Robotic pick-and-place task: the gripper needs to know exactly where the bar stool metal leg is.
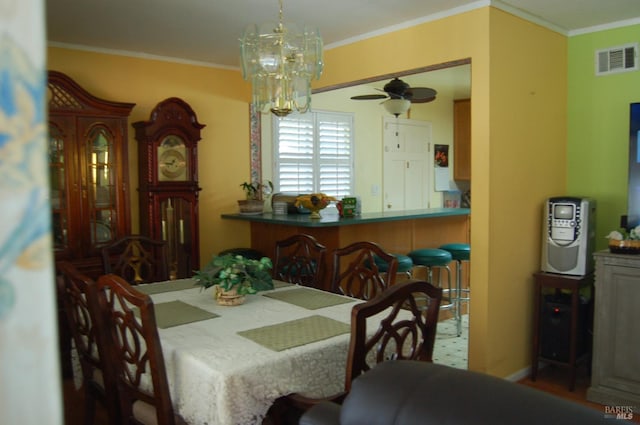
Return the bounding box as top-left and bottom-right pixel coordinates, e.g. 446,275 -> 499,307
439,243 -> 471,337
427,264 -> 453,311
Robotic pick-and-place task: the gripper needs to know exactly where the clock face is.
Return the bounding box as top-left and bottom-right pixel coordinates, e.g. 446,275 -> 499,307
158,135 -> 188,181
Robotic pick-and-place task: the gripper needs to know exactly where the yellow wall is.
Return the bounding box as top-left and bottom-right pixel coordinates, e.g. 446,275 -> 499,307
47,5 -> 568,377
485,11 -> 567,376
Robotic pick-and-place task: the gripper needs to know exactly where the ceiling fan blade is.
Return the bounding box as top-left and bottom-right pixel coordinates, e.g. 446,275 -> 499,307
410,96 -> 437,104
387,92 -> 405,100
406,87 -> 438,102
350,94 -> 389,100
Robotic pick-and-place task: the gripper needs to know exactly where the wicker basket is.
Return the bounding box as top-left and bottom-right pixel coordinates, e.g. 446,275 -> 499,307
608,239 -> 640,254
213,286 -> 246,306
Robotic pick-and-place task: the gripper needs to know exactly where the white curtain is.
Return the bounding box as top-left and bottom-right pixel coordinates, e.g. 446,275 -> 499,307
0,0 -> 62,424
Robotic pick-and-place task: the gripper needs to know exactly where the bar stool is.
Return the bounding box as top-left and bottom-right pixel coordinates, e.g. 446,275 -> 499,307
439,243 -> 470,336
407,248 -> 454,311
373,253 -> 414,283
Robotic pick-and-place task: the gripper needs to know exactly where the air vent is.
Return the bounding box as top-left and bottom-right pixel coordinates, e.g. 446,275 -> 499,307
596,43 -> 638,76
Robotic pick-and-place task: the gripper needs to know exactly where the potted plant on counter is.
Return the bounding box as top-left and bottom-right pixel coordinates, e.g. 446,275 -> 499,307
238,180 -> 273,214
193,254 -> 274,305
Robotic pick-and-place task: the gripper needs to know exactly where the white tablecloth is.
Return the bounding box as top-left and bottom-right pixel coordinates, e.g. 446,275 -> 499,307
148,281 -> 359,425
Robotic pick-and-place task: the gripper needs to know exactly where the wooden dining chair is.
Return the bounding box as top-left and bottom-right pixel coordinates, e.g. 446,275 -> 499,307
56,261 -> 120,425
272,279 -> 443,423
331,241 -> 399,300
344,279 -> 443,390
94,273 -> 186,425
101,235 -> 169,285
274,234 -> 327,288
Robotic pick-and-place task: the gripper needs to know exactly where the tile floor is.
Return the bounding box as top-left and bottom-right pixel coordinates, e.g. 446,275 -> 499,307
433,314 -> 469,369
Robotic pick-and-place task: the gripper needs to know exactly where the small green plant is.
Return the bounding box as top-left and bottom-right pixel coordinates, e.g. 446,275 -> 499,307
240,180 -> 273,201
193,254 -> 274,295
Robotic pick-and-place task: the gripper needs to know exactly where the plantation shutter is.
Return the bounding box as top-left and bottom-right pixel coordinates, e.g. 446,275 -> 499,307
274,111 -> 353,198
275,114 -> 315,193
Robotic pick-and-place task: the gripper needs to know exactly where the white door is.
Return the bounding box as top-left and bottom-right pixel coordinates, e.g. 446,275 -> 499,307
383,118 -> 432,211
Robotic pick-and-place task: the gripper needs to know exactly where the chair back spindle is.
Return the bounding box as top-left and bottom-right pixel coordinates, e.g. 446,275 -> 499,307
331,241 -> 399,300
345,279 -> 443,391
274,234 -> 327,288
101,235 -> 169,285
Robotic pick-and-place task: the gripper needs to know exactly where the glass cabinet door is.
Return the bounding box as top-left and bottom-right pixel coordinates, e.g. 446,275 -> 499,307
86,125 -> 116,247
49,124 -> 69,252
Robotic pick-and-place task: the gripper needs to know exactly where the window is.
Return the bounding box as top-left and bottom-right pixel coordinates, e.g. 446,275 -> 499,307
273,110 -> 354,198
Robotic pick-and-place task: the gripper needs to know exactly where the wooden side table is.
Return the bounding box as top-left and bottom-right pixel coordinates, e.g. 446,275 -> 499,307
531,271 -> 593,391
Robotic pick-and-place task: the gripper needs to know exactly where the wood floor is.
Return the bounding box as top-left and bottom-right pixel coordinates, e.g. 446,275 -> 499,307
517,364 -> 639,423
62,363 -> 639,424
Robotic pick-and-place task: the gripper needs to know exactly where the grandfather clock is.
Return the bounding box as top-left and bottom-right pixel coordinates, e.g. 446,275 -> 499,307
134,98 -> 205,279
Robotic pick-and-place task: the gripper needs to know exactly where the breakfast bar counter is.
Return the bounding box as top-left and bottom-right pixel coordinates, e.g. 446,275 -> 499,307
222,208 -> 470,290
222,208 -> 469,227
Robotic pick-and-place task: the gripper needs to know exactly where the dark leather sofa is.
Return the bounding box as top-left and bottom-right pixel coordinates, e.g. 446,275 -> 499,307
300,360 -> 627,425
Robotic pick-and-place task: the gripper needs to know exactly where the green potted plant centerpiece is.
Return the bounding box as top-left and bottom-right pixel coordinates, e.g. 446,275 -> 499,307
193,254 -> 274,305
238,180 -> 273,215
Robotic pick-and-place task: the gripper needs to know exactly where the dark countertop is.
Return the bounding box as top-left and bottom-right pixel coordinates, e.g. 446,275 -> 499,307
221,208 -> 470,228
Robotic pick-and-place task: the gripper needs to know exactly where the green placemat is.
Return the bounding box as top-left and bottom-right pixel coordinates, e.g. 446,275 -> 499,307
150,300 -> 218,329
264,287 -> 356,310
136,279 -> 196,295
273,280 -> 293,289
238,315 -> 350,351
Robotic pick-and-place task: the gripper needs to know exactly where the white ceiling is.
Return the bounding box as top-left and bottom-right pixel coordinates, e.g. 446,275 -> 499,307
46,0 -> 640,69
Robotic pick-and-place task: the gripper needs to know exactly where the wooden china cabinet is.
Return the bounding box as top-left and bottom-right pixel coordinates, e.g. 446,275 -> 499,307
48,71 -> 135,278
133,98 -> 205,279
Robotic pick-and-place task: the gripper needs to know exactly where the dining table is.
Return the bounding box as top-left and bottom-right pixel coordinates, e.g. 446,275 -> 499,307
136,278 -> 361,425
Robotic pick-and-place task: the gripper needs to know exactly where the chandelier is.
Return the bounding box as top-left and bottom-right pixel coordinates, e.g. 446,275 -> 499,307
239,0 -> 324,117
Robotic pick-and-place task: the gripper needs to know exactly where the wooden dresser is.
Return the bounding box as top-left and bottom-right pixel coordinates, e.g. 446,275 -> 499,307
587,251 -> 640,406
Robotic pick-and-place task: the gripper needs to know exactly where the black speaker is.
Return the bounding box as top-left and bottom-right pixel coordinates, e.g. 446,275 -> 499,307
540,293 -> 588,362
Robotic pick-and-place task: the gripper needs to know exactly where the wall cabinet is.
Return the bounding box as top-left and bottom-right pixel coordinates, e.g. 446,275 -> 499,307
48,71 -> 135,278
382,118 -> 432,211
453,99 -> 471,181
587,251 -> 640,406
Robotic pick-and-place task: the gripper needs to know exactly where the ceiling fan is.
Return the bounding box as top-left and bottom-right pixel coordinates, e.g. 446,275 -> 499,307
351,77 -> 437,103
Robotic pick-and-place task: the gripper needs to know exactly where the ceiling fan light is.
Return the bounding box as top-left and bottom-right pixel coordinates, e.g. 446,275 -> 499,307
383,98 -> 411,117
239,0 -> 323,117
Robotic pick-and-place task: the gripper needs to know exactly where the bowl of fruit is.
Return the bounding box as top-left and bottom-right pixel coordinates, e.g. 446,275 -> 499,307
294,194 -> 336,219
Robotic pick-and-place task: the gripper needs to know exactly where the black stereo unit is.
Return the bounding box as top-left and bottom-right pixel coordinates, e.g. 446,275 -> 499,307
540,293 -> 589,362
